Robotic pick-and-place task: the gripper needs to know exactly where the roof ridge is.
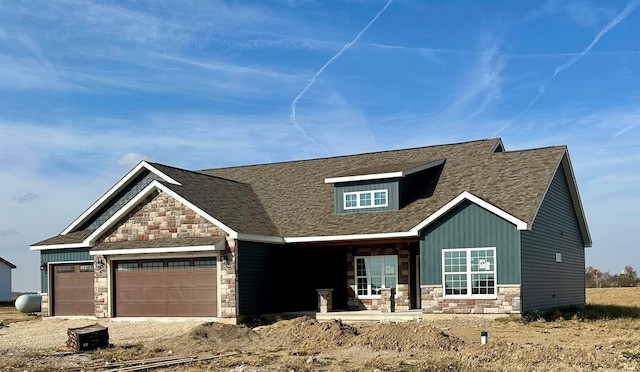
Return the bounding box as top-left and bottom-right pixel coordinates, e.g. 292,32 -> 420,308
149,162 -> 248,185
200,138 -> 500,172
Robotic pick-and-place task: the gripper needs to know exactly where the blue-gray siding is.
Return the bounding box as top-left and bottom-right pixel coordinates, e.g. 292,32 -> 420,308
80,170 -> 162,230
420,200 -> 521,285
236,241 -> 347,315
334,180 -> 399,213
236,241 -> 275,315
520,163 -> 585,312
40,248 -> 92,292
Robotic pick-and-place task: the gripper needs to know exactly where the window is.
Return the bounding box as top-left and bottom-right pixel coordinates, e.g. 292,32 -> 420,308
117,262 -> 138,272
57,265 -> 76,273
168,261 -> 190,270
79,264 -> 94,272
344,189 -> 388,210
443,248 -> 496,298
142,262 -> 163,271
355,255 -> 397,297
194,259 -> 216,269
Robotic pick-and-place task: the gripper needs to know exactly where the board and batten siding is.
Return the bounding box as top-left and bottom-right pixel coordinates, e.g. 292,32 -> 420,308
334,180 -> 399,214
79,170 -> 162,230
420,200 -> 521,285
236,240 -> 275,315
40,248 -> 92,292
520,163 -> 586,312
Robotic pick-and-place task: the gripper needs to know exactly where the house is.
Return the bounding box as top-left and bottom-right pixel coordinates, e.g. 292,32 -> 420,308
0,257 -> 16,301
30,138 -> 591,321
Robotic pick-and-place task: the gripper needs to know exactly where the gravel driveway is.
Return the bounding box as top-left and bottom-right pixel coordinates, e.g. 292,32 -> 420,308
0,318 -> 203,352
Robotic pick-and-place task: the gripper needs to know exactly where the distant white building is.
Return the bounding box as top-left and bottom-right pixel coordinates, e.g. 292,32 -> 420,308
0,257 -> 16,301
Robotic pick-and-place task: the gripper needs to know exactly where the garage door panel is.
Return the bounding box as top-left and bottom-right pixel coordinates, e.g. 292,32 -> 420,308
53,264 -> 94,316
115,259 -> 217,317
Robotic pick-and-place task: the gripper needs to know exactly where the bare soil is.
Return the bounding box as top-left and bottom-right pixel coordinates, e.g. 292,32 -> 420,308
1,289 -> 639,371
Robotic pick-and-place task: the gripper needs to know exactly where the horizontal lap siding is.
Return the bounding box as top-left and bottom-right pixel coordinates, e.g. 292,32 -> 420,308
421,201 -> 521,285
521,164 -> 585,312
41,248 -> 92,292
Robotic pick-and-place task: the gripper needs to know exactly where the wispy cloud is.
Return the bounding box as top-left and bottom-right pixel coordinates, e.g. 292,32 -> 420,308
12,193 -> 39,204
289,0 -> 394,152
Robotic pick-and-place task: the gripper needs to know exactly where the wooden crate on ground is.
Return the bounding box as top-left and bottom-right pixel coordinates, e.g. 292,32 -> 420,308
67,324 -> 109,351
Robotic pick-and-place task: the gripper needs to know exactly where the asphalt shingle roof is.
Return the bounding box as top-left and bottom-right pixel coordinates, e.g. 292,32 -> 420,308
199,138 -> 566,237
33,138 -> 570,244
91,236 -> 225,251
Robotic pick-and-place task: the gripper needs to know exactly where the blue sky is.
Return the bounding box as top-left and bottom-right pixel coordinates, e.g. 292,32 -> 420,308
0,0 -> 638,291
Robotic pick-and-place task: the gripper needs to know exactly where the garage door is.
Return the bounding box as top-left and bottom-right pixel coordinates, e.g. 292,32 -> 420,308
115,258 -> 217,317
52,263 -> 95,316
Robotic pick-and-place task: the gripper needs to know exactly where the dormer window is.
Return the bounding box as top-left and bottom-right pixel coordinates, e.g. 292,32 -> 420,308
344,189 -> 388,209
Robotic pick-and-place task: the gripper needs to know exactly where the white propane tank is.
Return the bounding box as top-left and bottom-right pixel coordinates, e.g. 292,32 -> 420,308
15,294 -> 42,313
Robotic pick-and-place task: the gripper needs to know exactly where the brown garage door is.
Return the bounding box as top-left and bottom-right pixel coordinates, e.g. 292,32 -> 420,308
115,258 -> 217,317
52,263 -> 95,316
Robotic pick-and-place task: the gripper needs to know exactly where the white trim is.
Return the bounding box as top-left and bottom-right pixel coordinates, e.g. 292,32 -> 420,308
442,247 -> 497,300
236,233 -> 285,244
491,139 -> 505,153
91,244 -> 223,256
30,243 -> 89,251
108,252 -> 218,261
35,191 -> 528,248
324,159 -> 445,183
46,260 -> 93,266
285,231 -> 416,243
85,181 -> 238,245
61,161 -> 181,235
354,255 -> 398,298
411,191 -> 528,233
344,189 -> 389,210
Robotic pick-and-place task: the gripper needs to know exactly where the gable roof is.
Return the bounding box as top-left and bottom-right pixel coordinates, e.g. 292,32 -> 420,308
0,257 -> 16,269
30,138 -> 591,248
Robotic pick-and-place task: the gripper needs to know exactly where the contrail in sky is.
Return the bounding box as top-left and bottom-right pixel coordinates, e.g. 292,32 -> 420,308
495,0 -> 638,136
553,0 -> 639,78
290,0 -> 394,151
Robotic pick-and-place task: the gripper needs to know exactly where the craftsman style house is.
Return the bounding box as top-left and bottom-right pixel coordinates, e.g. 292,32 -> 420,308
31,139 -> 591,321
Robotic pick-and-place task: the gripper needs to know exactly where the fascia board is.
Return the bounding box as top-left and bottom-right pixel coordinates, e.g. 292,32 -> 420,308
324,159 -> 446,184
29,243 -> 89,251
236,233 -> 286,244
410,191 -> 528,233
561,153 -> 592,247
324,172 -> 404,184
60,161 -> 181,235
84,181 -> 239,245
529,151 -> 592,247
90,244 -> 222,256
284,231 -> 417,243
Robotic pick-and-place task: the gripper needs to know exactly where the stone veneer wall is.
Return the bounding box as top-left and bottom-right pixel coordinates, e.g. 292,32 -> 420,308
102,191 -> 227,242
94,255 -> 108,318
218,237 -> 237,321
41,293 -> 49,317
95,191 -> 231,319
421,284 -> 521,314
346,243 -> 411,311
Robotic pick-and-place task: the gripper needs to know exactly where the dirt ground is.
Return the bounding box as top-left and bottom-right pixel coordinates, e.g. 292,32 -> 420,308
1,288 -> 639,371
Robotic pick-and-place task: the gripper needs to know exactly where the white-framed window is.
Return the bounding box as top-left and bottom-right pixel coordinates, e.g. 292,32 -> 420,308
344,189 -> 388,209
355,255 -> 397,297
442,247 -> 496,299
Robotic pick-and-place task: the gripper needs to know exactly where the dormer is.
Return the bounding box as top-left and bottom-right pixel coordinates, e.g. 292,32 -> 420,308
325,159 -> 445,214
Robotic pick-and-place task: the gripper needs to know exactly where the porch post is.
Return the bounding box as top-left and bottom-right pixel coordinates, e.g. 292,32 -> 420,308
316,288 -> 333,313
380,288 -> 395,313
